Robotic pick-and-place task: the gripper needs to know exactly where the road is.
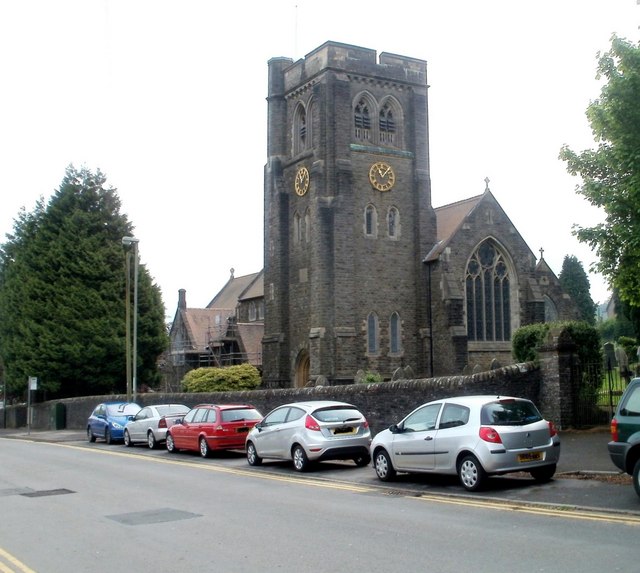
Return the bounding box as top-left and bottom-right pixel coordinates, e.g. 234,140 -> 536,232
0,437 -> 638,573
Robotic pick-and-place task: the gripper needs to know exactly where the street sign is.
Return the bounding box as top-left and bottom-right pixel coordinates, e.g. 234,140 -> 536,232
28,376 -> 38,391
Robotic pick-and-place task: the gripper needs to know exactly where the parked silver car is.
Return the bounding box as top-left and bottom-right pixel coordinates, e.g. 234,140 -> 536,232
123,404 -> 189,449
245,400 -> 372,471
370,395 -> 560,491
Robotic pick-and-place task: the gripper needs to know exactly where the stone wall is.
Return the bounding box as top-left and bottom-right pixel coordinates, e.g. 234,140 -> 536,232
10,362 -> 544,435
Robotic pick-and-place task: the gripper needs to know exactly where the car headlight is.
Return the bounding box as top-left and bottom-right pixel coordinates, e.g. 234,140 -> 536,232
111,422 -> 123,430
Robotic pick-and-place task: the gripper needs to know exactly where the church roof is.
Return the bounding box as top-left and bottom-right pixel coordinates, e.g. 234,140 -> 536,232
424,193 -> 484,262
175,307 -> 233,351
207,270 -> 263,309
236,322 -> 264,366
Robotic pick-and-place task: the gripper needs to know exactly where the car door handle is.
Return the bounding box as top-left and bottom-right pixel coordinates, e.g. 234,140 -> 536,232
424,436 -> 433,441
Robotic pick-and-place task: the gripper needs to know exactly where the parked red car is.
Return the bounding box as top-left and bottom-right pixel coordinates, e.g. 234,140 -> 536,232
166,404 -> 263,457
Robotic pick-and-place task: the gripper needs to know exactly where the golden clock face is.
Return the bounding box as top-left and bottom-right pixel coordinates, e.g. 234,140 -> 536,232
294,166 -> 310,196
369,161 -> 395,191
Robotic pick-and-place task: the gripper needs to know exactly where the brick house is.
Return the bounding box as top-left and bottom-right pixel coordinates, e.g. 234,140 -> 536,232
168,270 -> 263,371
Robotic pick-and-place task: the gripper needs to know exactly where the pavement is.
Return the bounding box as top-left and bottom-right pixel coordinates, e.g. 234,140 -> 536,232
2,425 -> 639,516
0,426 -> 619,472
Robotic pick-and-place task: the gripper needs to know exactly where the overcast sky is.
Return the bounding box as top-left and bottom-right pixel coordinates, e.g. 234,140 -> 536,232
1,0 -> 638,319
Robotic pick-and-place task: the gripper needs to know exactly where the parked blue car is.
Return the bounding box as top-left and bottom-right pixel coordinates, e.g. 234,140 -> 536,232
87,401 -> 141,444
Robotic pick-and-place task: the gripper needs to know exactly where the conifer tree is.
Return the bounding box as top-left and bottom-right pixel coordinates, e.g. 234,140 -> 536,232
0,165 -> 167,399
558,255 -> 597,325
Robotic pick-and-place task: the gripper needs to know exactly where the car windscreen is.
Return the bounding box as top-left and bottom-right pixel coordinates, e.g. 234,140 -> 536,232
221,408 -> 263,422
313,407 -> 363,423
480,399 -> 542,426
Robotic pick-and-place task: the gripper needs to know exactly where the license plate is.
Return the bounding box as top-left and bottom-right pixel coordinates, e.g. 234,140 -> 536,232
333,426 -> 356,435
518,451 -> 542,463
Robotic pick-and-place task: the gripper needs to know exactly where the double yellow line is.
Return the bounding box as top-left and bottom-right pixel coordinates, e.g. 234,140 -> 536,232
0,548 -> 36,573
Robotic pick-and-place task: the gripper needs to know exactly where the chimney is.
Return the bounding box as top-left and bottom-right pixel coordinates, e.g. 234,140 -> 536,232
178,289 -> 187,310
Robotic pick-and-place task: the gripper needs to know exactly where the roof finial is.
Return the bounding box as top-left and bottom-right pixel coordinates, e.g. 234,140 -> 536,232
539,247 -> 544,260
230,267 -> 235,278
484,176 -> 490,191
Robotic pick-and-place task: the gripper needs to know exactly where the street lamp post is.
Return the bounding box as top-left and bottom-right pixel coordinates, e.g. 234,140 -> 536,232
122,236 -> 139,402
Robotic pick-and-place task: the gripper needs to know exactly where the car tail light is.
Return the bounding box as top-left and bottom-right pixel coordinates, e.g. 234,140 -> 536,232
158,418 -> 167,429
547,421 -> 557,437
305,415 -> 321,431
479,426 -> 502,444
611,417 -> 618,442
363,419 -> 369,429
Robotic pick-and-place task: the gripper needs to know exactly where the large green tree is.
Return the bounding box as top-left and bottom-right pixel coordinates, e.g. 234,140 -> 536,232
558,255 -> 597,325
560,35 -> 640,309
0,165 -> 167,399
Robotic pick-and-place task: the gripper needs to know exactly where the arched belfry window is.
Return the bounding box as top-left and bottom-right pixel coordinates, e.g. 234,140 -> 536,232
378,96 -> 403,148
293,103 -> 307,155
367,312 -> 379,354
354,97 -> 372,141
466,240 -> 511,341
379,103 -> 395,144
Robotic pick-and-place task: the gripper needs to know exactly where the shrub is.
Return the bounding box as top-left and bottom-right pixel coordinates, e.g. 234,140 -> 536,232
181,364 -> 262,393
618,336 -> 638,364
512,323 -> 550,362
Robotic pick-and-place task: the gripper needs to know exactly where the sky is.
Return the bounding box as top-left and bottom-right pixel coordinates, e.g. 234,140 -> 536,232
1,0 -> 639,320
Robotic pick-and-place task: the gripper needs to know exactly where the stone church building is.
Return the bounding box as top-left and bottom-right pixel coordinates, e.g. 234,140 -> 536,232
170,41 -> 579,389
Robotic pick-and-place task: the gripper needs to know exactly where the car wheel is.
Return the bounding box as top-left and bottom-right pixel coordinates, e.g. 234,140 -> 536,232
147,431 -> 157,450
87,427 -> 96,443
374,449 -> 396,482
458,454 -> 486,492
166,433 -> 177,453
633,458 -> 640,498
292,444 -> 310,472
530,464 -> 556,483
199,437 -> 212,458
246,441 -> 262,466
123,429 -> 133,447
353,454 -> 371,467
105,427 -> 113,445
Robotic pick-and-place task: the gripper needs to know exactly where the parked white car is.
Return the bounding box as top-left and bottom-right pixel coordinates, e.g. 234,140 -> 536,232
246,400 -> 371,471
370,395 -> 560,491
123,404 -> 189,449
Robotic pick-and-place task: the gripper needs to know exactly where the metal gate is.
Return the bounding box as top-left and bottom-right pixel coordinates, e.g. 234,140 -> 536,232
573,362 -> 633,428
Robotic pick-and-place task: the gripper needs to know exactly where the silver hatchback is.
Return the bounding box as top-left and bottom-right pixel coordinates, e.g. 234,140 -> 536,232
370,395 -> 560,491
245,400 -> 372,471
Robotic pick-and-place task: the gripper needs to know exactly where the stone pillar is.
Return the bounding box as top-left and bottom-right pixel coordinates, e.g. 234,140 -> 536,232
538,327 -> 577,429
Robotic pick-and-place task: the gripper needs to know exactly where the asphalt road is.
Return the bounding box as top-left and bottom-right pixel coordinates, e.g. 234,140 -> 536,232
0,436 -> 638,573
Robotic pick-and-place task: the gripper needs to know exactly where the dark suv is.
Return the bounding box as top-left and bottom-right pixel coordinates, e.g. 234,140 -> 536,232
608,377 -> 640,497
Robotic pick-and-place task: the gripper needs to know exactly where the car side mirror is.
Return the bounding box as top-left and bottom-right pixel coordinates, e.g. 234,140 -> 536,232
389,424 -> 401,434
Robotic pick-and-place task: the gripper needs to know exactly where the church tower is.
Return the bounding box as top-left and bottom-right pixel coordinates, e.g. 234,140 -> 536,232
262,42 -> 437,388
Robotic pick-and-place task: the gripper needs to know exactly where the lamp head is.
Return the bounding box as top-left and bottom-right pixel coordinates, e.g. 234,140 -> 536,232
122,236 -> 139,246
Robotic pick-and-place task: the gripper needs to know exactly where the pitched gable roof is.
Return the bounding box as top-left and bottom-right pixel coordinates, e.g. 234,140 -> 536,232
207,270 -> 263,309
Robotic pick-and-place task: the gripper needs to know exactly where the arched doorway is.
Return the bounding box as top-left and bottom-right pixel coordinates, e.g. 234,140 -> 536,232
294,350 -> 310,388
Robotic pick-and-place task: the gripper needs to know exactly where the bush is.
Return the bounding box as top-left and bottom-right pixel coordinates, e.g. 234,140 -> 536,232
512,323 -> 550,362
512,320 -> 602,368
618,336 -> 638,364
181,364 -> 262,393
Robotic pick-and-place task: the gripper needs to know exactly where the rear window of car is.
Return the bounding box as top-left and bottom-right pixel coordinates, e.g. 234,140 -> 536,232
619,385 -> 640,416
313,407 -> 363,423
221,408 -> 263,422
480,399 -> 542,426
